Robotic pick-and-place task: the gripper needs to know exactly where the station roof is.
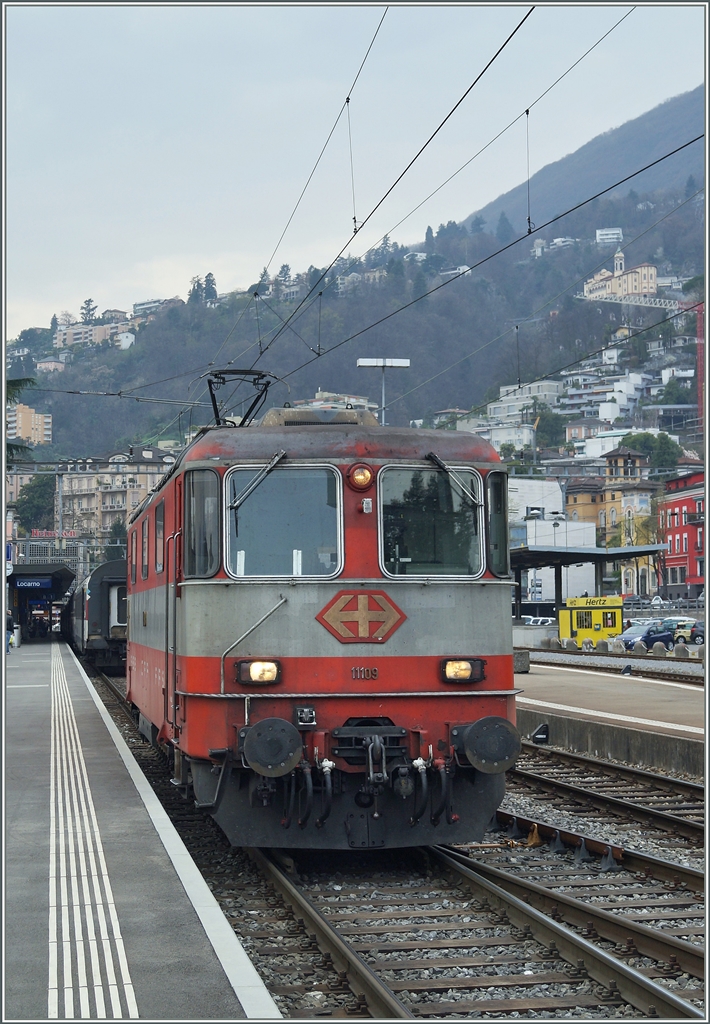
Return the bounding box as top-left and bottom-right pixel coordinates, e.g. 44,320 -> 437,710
8,563 -> 75,596
510,543 -> 668,571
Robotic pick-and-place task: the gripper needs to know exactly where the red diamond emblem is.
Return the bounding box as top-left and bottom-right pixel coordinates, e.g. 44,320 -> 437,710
316,590 -> 406,643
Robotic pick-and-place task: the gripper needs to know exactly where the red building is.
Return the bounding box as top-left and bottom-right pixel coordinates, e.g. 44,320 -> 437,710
658,470 -> 704,600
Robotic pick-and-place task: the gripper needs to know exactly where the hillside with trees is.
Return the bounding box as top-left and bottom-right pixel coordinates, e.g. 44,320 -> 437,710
463,85 -> 704,239
9,90 -> 705,457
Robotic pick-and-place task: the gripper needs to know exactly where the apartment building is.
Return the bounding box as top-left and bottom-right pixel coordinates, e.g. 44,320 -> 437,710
53,321 -> 131,348
486,380 -> 562,421
658,470 -> 704,600
596,228 -> 623,246
456,418 -> 536,453
6,403 -> 52,445
56,447 -> 178,540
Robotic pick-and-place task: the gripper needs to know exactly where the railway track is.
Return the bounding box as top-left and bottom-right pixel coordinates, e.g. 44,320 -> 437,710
508,743 -> 704,848
254,844 -> 703,1018
90,667 -> 704,1018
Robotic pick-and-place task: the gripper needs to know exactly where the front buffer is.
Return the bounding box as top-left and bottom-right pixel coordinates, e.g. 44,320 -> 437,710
189,714 -> 520,849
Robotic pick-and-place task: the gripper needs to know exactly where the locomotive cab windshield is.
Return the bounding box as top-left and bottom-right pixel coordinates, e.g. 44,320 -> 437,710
381,466 -> 483,577
225,465 -> 341,577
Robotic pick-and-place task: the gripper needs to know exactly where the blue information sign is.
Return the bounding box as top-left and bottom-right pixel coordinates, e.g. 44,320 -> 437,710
16,578 -> 52,589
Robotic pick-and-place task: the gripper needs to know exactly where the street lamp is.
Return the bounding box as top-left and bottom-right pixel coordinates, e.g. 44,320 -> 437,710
357,358 -> 410,426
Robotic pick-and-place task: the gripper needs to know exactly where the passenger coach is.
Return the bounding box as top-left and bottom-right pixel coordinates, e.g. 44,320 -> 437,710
126,405 -> 520,849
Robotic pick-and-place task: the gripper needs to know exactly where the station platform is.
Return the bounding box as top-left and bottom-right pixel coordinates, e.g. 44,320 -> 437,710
4,638 -> 281,1021
514,661 -> 704,775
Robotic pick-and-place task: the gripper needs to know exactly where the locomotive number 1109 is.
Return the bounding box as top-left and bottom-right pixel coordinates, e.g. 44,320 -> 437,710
351,666 -> 379,679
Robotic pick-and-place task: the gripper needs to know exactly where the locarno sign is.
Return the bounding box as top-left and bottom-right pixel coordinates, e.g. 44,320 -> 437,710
16,578 -> 52,589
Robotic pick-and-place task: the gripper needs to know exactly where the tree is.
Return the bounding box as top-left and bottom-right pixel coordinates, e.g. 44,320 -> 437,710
621,432 -> 657,459
102,517 -> 127,561
652,432 -> 682,471
59,311 -> 76,326
308,265 -> 323,289
277,264 -> 291,283
15,475 -> 56,533
469,215 -> 485,234
659,375 -> 691,404
424,226 -> 435,253
203,272 -> 217,302
622,431 -> 682,471
534,404 -> 567,448
188,276 -> 204,304
496,211 -> 515,244
50,314 -> 58,334
80,298 -> 98,323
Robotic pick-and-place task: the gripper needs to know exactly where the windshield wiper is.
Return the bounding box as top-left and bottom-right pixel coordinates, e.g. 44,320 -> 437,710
426,451 -> 482,507
229,450 -> 286,512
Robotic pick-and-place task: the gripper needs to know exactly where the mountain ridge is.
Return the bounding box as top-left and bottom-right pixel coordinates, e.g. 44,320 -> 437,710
463,86 -> 704,238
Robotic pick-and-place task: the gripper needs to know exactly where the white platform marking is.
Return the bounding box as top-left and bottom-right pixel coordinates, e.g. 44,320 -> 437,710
48,643 -> 139,1018
527,662 -> 703,692
67,645 -> 282,1019
517,696 -> 704,735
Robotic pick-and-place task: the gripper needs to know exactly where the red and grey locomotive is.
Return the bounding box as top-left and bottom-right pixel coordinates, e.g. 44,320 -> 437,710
126,399 -> 520,849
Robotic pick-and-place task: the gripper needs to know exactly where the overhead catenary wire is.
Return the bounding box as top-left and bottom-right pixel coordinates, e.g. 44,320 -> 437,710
458,302 -> 704,421
254,7 -> 536,358
239,4 -> 636,368
118,5 -> 632,406
280,134 -> 704,384
387,186 -> 706,415
32,171 -> 703,429
162,6 -> 390,420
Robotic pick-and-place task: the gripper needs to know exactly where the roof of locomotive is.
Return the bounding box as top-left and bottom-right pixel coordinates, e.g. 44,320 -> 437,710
181,421 -> 502,465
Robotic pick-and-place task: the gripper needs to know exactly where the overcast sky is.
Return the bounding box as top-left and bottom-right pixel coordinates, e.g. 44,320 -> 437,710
5,3 -> 706,339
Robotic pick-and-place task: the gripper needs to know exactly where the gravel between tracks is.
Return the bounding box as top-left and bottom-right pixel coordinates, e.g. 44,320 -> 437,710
500,790 -> 704,870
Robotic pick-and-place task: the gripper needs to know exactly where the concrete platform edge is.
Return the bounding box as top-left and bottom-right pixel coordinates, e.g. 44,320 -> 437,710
516,707 -> 704,776
66,646 -> 282,1020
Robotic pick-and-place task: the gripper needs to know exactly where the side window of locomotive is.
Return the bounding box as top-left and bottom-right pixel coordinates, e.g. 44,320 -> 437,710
380,467 -> 482,576
155,500 -> 164,573
130,530 -> 137,584
487,471 -> 510,576
226,466 -> 340,577
141,518 -> 149,579
184,470 -> 220,577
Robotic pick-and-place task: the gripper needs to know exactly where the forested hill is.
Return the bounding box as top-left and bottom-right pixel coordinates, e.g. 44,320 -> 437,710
16,86 -> 705,457
31,175 -> 703,456
464,86 -> 704,238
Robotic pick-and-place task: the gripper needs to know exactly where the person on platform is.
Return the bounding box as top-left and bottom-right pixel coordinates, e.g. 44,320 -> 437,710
7,610 -> 14,654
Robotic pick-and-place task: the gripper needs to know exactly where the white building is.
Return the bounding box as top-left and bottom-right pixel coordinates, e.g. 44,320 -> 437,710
507,477 -> 596,600
293,390 -> 379,414
578,427 -> 679,460
133,299 -> 164,316
114,332 -> 135,350
486,380 -> 562,421
456,418 -> 536,453
596,228 -> 623,246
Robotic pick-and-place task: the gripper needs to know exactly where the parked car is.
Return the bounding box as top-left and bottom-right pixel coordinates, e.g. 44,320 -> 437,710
650,595 -> 671,609
529,616 -> 556,626
617,622 -> 676,651
689,622 -> 705,646
660,617 -> 697,643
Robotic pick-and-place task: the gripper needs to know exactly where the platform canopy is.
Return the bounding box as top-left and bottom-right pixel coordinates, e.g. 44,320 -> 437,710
509,543 -> 668,617
8,562 -> 75,599
510,543 -> 668,571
